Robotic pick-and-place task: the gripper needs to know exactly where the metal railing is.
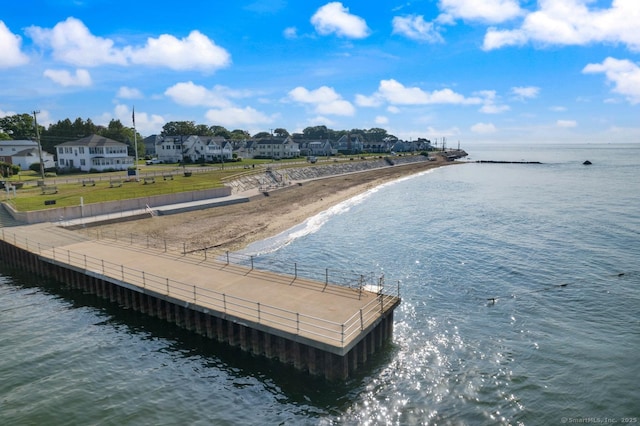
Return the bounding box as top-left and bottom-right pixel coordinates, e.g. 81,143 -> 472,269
2,230 -> 400,348
85,229 -> 395,298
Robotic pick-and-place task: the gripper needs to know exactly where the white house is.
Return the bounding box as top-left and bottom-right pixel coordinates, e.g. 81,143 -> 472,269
0,140 -> 55,170
255,136 -> 300,159
204,137 -> 233,162
56,134 -> 133,172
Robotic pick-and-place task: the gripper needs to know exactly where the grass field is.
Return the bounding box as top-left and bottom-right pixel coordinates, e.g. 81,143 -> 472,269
3,166 -> 250,211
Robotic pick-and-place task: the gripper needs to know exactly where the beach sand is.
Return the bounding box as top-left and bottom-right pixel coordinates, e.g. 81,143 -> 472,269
92,157 -> 452,253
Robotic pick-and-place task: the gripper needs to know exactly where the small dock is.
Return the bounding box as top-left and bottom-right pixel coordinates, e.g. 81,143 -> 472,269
0,224 -> 400,380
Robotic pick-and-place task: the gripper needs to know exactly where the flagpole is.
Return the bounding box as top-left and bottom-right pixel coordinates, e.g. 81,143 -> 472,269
133,106 -> 139,181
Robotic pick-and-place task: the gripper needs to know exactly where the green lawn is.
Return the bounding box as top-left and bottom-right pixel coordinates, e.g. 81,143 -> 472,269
4,167 -> 250,211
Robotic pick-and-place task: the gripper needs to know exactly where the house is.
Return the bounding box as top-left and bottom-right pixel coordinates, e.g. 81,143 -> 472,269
306,140 -> 335,157
56,134 -> 133,172
155,136 -> 185,163
11,148 -> 56,171
181,136 -> 207,163
204,137 -> 233,162
335,134 -> 364,154
254,136 -> 300,159
232,139 -> 256,159
0,140 -> 55,170
142,134 -> 162,157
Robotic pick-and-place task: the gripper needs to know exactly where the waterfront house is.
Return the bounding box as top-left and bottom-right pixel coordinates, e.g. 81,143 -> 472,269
255,136 -> 300,159
0,140 -> 55,170
56,135 -> 133,172
335,134 -> 364,154
204,137 -> 233,162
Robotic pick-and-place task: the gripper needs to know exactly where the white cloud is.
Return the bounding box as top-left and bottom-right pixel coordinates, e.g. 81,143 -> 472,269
375,79 -> 483,105
511,86 -> 540,100
27,17 -> 128,66
375,115 -> 389,125
583,57 -> 640,104
439,0 -> 523,23
283,27 -> 298,39
311,2 -> 370,39
483,0 -> 640,51
0,21 -> 29,68
289,86 -> 355,116
43,68 -> 92,87
557,119 -> 577,128
165,81 -> 239,108
475,89 -> 510,113
26,17 -> 230,71
205,107 -> 274,127
355,93 -> 382,107
471,122 -> 497,133
387,106 -> 401,114
113,104 -> 165,134
117,86 -> 143,99
129,30 -> 230,71
392,15 -> 444,43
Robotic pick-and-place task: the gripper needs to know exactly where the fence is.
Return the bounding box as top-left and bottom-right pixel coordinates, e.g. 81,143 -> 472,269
1,229 -> 400,348
85,228 -> 398,297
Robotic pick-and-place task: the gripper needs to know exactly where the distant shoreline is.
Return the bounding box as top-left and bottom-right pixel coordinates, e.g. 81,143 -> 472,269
91,155 -> 459,253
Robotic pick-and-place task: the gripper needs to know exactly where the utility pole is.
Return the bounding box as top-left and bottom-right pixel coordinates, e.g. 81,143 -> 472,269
32,110 -> 45,180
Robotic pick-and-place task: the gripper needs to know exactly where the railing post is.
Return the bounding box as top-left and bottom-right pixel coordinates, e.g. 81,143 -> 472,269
294,263 -> 297,280
166,278 -> 169,295
193,285 -> 196,303
341,324 -> 345,345
84,254 -> 87,269
380,295 -> 384,313
142,271 -> 146,287
67,249 -> 70,264
53,247 -> 56,260
183,242 -> 186,256
257,302 -> 260,322
223,294 -> 226,312
164,239 -> 167,252
296,313 -> 299,334
121,265 -> 124,281
204,248 -> 207,261
360,309 -> 364,330
101,259 -> 104,275
147,236 -> 149,248
250,255 -> 254,270
226,251 -> 230,265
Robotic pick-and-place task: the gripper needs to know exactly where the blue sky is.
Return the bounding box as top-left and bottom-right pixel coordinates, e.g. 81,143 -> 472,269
1,0 -> 639,144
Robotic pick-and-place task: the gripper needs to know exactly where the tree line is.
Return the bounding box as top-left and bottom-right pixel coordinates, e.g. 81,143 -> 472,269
0,114 -> 400,157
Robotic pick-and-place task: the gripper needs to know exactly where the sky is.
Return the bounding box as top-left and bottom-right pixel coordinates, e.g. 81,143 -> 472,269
1,0 -> 639,144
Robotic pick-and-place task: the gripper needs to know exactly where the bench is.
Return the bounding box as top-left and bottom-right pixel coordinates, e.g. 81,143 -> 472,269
82,179 -> 95,187
143,177 -> 155,184
162,174 -> 173,181
110,179 -> 122,188
41,185 -> 58,195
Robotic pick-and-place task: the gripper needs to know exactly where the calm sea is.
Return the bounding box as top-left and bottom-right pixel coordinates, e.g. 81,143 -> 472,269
1,143 -> 639,425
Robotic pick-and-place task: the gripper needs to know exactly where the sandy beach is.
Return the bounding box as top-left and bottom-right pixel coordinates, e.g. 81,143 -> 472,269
93,156 -> 453,253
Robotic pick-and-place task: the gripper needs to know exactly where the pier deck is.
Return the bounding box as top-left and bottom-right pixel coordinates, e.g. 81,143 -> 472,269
1,224 -> 400,358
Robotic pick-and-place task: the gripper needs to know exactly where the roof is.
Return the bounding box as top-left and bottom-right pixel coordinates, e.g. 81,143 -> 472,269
56,134 -> 127,148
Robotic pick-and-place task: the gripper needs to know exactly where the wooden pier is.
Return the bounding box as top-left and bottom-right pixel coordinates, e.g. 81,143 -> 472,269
0,224 -> 400,380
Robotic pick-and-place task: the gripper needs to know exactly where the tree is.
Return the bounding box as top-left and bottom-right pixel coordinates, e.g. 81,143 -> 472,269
229,129 -> 250,140
0,113 -> 40,140
302,125 -> 329,139
273,128 -> 289,138
210,125 -> 231,139
161,121 -> 198,136
253,131 -> 271,139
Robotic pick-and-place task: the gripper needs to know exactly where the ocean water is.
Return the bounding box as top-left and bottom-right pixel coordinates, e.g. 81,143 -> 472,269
1,143 -> 639,425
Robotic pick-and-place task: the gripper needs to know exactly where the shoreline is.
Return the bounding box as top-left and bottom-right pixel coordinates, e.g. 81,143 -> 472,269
91,156 -> 456,253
